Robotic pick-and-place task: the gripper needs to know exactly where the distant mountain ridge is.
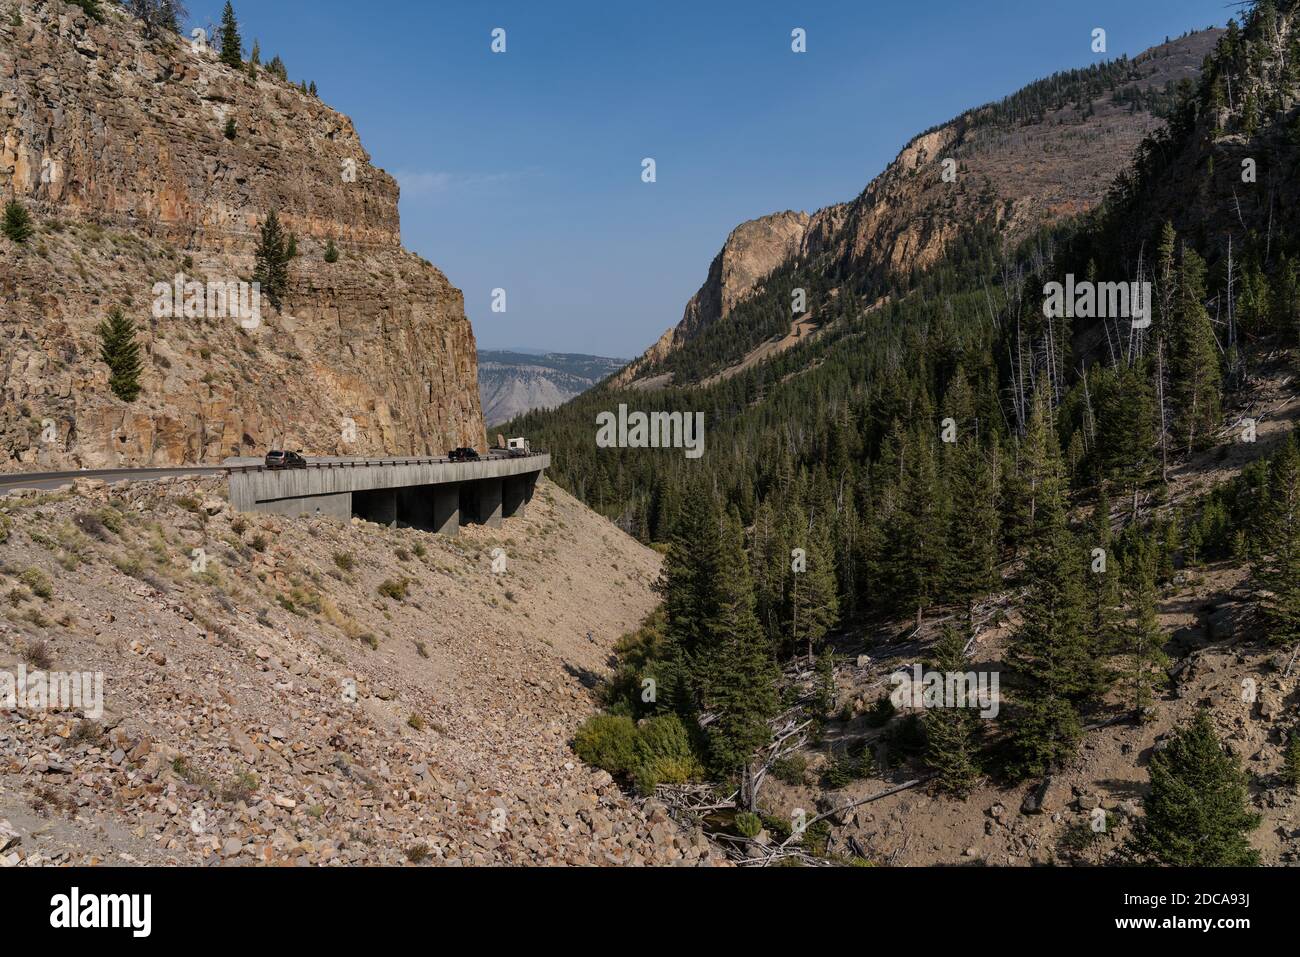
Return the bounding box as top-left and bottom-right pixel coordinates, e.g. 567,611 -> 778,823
613,28 -> 1223,388
479,350 -> 625,425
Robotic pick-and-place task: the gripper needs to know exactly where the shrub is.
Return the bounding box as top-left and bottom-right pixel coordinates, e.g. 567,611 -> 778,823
572,714 -> 638,776
22,639 -> 53,669
735,811 -> 763,839
95,507 -> 124,534
20,567 -> 52,599
771,754 -> 808,785
73,511 -> 109,540
377,578 -> 409,601
0,513 -> 10,543
68,0 -> 104,22
407,713 -> 425,731
332,551 -> 355,572
324,239 -> 340,263
821,752 -> 872,790
223,118 -> 237,140
221,770 -> 259,804
2,200 -> 34,244
864,694 -> 897,728
69,720 -> 105,747
630,714 -> 703,794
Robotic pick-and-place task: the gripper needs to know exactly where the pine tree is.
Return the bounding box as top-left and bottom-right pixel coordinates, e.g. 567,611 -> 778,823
1123,537 -> 1170,719
1127,710 -> 1261,866
1283,732 -> 1300,790
70,0 -> 104,22
700,513 -> 779,807
1011,382 -> 1068,552
787,512 -> 839,663
252,210 -> 290,310
813,649 -> 836,718
924,623 -> 981,797
1084,483 -> 1122,658
2,200 -> 34,244
947,432 -> 1001,605
158,0 -> 185,33
97,307 -> 143,403
1093,361 -> 1157,515
655,487 -> 721,718
324,239 -> 340,264
1168,245 -> 1222,454
223,118 -> 237,140
895,425 -> 948,625
1007,387 -> 1103,777
219,2 -> 242,67
1152,222 -> 1177,482
1253,434 -> 1300,646
250,39 -> 261,66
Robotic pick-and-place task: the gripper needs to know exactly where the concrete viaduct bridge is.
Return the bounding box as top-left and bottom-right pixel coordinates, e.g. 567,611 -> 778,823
225,453 -> 549,536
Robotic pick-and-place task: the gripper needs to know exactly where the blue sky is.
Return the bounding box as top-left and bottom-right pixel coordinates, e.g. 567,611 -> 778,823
190,0 -> 1234,357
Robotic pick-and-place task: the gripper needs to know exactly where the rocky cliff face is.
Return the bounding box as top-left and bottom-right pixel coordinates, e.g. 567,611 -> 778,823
611,210 -> 808,387
618,30 -> 1221,386
0,0 -> 484,467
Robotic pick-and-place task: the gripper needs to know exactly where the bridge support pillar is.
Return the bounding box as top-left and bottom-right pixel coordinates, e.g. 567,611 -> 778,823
354,488 -> 397,527
474,477 -> 502,528
433,484 -> 460,536
502,474 -> 527,518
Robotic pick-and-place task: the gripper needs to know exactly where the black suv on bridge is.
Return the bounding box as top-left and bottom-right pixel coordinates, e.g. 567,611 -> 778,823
265,450 -> 308,470
448,447 -> 480,462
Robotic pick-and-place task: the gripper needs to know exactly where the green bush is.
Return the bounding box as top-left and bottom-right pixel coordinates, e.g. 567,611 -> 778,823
630,713 -> 702,794
821,751 -> 872,790
377,577 -> 409,600
735,811 -> 763,839
69,0 -> 104,22
2,200 -> 34,244
771,753 -> 807,785
572,714 -> 638,776
0,513 -> 10,543
573,712 -> 703,794
20,567 -> 52,600
1284,733 -> 1300,790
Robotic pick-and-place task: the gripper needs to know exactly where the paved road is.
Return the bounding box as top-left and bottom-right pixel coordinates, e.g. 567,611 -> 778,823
0,467 -> 226,494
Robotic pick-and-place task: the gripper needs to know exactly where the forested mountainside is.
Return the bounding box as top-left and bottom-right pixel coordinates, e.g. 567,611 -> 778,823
522,1 -> 1300,863
612,29 -> 1220,390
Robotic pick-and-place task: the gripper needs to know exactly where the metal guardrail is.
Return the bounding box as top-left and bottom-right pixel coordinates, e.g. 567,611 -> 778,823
224,450 -> 550,475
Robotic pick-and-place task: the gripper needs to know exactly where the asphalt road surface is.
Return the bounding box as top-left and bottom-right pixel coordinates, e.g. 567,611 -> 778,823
0,467 -> 226,494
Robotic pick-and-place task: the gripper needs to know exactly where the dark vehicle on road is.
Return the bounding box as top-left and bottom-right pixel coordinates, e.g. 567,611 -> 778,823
448,447 -> 480,463
265,450 -> 308,470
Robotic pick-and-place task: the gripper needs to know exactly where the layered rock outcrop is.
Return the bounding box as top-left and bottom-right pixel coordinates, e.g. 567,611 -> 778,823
0,0 -> 484,467
611,210 -> 809,387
